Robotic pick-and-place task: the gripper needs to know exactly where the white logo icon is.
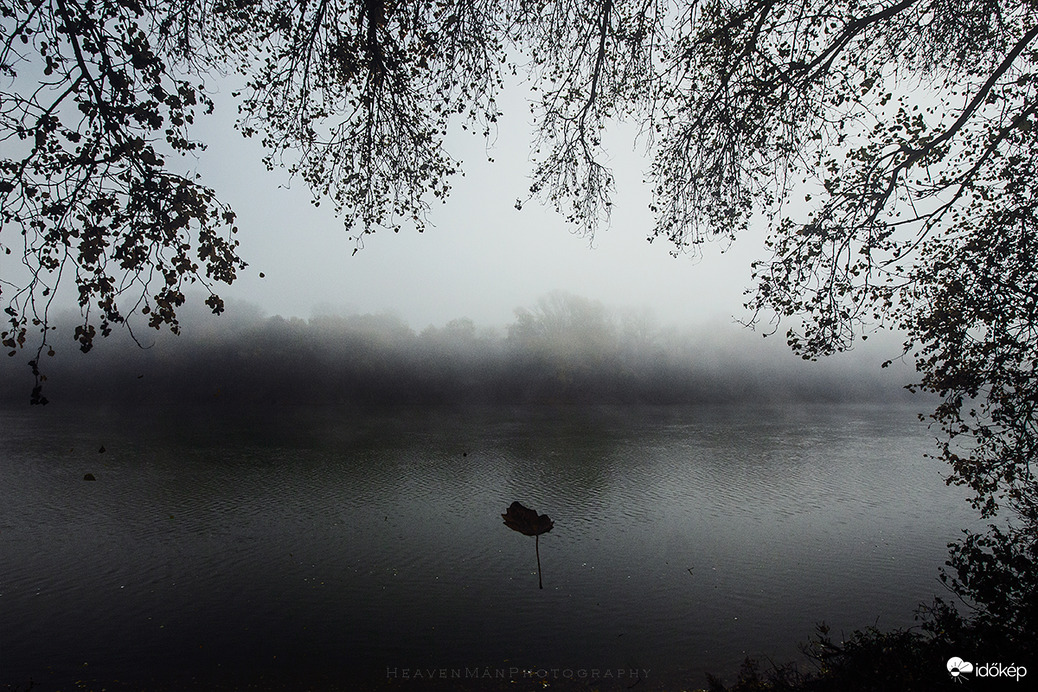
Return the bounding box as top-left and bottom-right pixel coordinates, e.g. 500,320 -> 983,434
948,657 -> 974,679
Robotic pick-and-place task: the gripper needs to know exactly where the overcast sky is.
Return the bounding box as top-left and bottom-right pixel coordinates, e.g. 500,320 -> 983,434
188,79 -> 768,332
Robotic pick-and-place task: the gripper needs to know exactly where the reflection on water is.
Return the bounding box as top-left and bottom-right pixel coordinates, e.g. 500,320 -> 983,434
1,403 -> 976,689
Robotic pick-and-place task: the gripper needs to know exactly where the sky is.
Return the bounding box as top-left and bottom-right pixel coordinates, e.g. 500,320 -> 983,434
188,79 -> 767,332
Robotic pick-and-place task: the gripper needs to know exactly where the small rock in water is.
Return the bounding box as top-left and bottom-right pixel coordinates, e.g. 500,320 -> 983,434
83,473 -> 96,481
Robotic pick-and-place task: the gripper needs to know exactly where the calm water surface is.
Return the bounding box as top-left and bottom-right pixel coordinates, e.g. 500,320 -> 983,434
1,403 -> 977,689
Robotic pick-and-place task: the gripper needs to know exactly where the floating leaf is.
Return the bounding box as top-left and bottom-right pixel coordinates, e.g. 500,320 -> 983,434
502,501 -> 554,588
502,501 -> 554,536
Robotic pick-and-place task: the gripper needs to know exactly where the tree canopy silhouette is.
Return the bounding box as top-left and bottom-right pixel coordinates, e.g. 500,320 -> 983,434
4,0 -> 1037,668
1,0 -> 251,402
2,2 -> 1037,517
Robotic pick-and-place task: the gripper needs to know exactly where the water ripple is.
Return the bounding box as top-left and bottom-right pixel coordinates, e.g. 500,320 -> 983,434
0,403 -> 976,689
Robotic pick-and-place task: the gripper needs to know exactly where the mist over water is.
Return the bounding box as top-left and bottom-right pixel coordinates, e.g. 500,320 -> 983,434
0,292 -> 916,408
0,292 -> 949,691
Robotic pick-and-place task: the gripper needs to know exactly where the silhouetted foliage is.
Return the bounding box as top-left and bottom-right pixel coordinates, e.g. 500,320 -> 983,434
706,584 -> 1038,692
1,0 -> 251,402
938,516 -> 1038,663
4,2 -> 1036,673
705,625 -> 950,692
704,512 -> 1038,691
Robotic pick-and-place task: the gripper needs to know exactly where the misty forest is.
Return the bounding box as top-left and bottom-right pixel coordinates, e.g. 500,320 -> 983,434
0,291 -> 915,406
2,1 -> 1038,691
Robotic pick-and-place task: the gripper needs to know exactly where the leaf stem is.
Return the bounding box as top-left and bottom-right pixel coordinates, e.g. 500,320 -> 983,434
536,533 -> 543,589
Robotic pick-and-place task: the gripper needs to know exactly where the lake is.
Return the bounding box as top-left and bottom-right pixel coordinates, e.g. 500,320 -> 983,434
1,402 -> 977,690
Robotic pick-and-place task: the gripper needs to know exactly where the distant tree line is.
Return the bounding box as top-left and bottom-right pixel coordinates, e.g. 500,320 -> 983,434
0,292 -> 910,406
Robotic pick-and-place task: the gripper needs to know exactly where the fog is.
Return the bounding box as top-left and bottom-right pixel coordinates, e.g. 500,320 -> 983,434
3,75 -> 811,380
2,58 -> 908,410
170,78 -> 765,329
0,291 -> 918,407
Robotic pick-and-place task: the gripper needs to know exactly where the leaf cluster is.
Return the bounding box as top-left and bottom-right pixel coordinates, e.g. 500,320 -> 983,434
1,0 -> 250,402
